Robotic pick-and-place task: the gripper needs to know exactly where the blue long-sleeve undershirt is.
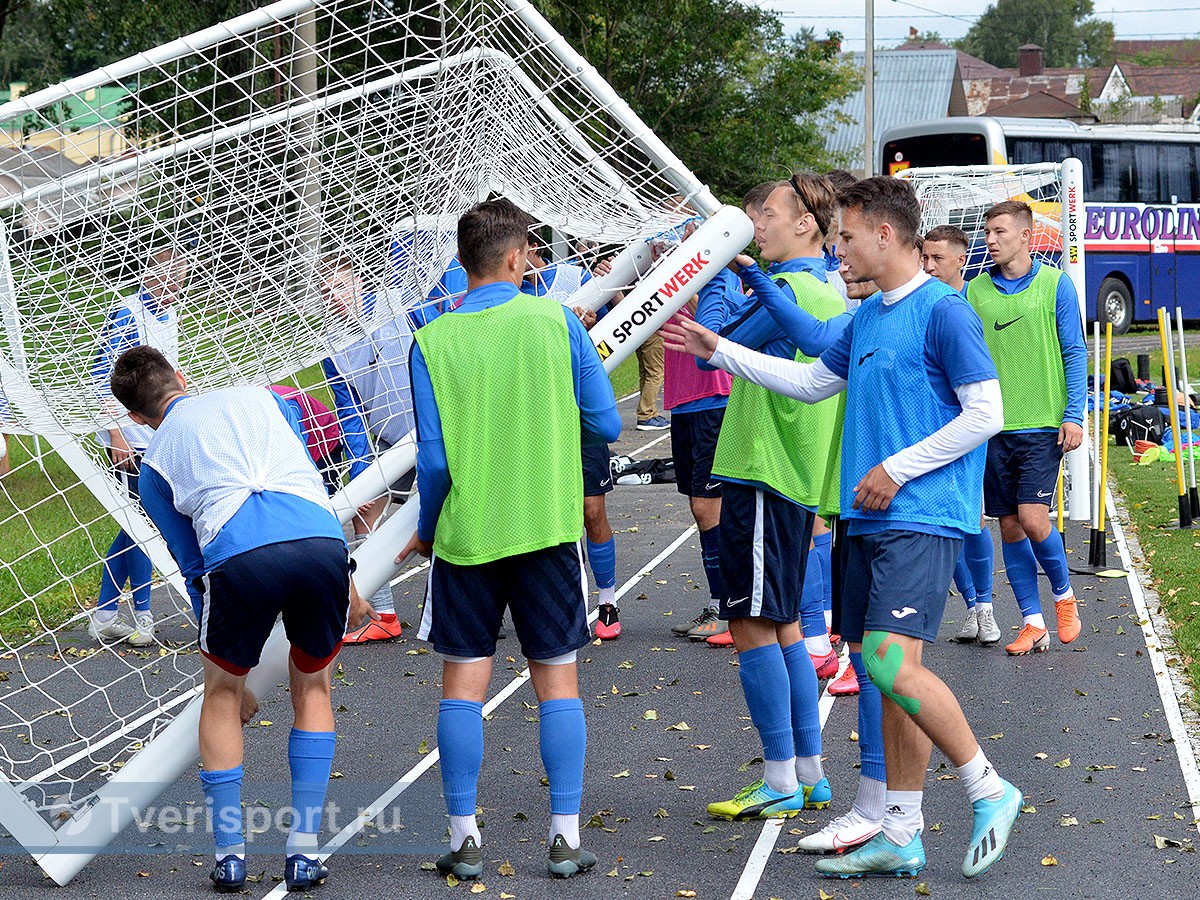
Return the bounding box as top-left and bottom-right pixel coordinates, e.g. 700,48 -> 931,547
89,290 -> 167,398
412,281 -> 622,542
984,261 -> 1087,428
319,357 -> 372,481
733,262 -> 854,357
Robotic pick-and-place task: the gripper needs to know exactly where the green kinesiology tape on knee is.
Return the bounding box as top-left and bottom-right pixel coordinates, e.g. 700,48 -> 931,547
861,631 -> 921,715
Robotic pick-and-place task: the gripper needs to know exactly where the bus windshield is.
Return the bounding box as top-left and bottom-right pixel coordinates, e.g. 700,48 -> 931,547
881,131 -> 989,174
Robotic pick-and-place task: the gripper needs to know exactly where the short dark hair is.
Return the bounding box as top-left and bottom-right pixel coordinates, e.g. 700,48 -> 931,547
836,176 -> 920,247
983,199 -> 1034,230
923,224 -> 969,253
456,197 -> 535,278
111,346 -> 179,418
786,172 -> 837,236
825,169 -> 857,193
742,181 -> 779,214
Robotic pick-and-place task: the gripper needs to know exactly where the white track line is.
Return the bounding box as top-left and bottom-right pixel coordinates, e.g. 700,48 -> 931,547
730,657 -> 847,900
259,525 -> 698,899
630,431 -> 671,457
1106,486 -> 1200,832
618,391 -> 639,403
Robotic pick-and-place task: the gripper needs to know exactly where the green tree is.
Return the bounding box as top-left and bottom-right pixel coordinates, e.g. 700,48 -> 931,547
533,0 -> 858,200
957,0 -> 1114,68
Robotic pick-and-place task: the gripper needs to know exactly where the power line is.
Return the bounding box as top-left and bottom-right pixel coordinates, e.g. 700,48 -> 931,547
776,8 -> 1200,18
886,0 -> 976,24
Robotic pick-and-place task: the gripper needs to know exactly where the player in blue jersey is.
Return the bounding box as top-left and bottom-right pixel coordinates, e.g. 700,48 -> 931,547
523,234 -> 624,640
922,225 -> 1001,647
968,201 -> 1087,656
398,198 -> 621,880
664,176 -> 1021,881
711,248 -> 888,853
319,256 -> 417,644
88,248 -> 186,647
110,346 -> 366,893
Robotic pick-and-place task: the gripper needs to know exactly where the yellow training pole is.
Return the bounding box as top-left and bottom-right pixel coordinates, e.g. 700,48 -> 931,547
1158,307 -> 1192,527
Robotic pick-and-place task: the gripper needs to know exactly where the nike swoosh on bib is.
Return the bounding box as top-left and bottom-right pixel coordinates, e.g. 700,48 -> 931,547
858,348 -> 879,365
993,316 -> 1024,331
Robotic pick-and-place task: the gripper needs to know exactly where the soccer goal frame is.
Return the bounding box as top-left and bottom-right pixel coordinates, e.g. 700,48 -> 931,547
897,158 -> 1090,522
0,0 -> 750,884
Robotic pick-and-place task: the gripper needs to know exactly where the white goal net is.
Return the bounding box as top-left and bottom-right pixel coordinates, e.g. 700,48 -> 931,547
898,160 -> 1090,521
0,0 -> 748,881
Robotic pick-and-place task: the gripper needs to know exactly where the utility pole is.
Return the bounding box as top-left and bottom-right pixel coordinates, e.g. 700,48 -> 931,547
864,0 -> 875,175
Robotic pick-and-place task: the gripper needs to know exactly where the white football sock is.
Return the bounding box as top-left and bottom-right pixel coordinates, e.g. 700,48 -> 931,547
794,754 -> 824,787
549,813 -> 579,849
881,790 -> 924,845
851,775 -> 887,823
957,747 -> 1005,803
804,633 -> 833,656
764,758 -> 799,795
449,814 -> 480,852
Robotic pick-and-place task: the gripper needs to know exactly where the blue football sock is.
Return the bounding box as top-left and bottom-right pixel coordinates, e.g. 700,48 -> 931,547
953,549 -> 977,608
539,698 -> 586,815
964,528 -> 994,602
698,525 -> 722,601
438,699 -> 484,817
98,531 -> 132,612
799,547 -> 827,639
1030,532 -> 1073,599
814,531 -> 833,615
585,537 -> 616,590
200,765 -> 244,850
850,652 -> 886,783
1002,538 -> 1042,618
737,644 -> 793,762
288,729 -> 336,837
128,542 -> 152,613
781,641 -> 822,760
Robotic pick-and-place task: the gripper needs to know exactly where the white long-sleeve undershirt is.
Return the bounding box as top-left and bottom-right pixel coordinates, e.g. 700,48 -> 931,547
708,339 -> 1003,486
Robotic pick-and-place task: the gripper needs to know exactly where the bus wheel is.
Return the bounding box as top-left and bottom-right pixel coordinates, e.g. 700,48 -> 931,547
1098,278 -> 1133,335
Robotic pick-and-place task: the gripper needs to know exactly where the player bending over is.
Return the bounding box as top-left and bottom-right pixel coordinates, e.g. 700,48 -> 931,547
110,346 -> 366,893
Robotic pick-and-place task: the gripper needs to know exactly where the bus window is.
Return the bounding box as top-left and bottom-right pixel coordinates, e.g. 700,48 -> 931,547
881,132 -> 988,173
1159,144 -> 1196,204
1089,142 -> 1121,202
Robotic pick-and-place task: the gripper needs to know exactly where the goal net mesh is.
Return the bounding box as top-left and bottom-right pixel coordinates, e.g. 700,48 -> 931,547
898,163 -> 1066,280
0,0 -> 705,832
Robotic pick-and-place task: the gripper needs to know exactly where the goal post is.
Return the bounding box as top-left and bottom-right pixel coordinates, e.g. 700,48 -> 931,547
0,0 -> 749,881
897,159 -> 1091,522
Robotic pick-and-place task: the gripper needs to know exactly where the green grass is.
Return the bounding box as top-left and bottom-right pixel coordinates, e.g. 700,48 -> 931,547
608,354 -> 639,400
1104,328 -> 1200,707
0,437 -> 113,640
1108,456 -> 1200,698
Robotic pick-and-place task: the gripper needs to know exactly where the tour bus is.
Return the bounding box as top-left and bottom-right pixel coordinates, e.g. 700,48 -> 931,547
879,116 -> 1200,333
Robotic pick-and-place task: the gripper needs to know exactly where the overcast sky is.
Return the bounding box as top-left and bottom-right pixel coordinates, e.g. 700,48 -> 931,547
755,0 -> 1200,51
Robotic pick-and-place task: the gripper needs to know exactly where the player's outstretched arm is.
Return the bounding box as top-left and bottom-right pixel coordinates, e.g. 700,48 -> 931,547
733,258 -> 851,357
662,316 -> 845,405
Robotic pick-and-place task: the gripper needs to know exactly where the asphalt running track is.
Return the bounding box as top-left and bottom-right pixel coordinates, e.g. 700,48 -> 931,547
2,393 -> 1198,899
